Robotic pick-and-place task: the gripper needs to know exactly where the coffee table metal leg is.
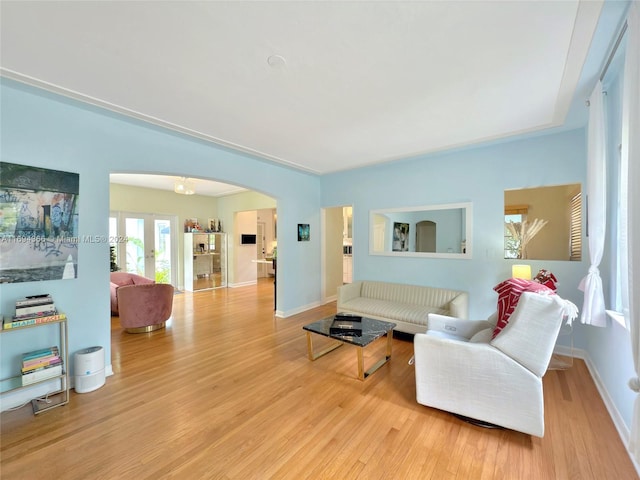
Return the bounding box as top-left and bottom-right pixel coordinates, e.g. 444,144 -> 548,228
306,331 -> 343,361
358,331 -> 393,380
357,347 -> 365,380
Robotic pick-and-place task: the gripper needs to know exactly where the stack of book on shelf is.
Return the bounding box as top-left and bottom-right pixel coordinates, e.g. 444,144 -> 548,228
3,294 -> 66,329
21,346 -> 63,386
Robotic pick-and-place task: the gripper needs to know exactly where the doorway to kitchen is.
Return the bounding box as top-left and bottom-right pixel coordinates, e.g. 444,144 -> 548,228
321,205 -> 353,303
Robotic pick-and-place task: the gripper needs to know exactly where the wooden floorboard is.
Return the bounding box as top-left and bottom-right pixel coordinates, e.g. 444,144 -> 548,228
1,278 -> 637,479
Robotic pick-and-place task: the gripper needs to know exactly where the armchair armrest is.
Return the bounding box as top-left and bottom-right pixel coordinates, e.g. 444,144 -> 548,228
131,274 -> 155,285
337,281 -> 362,306
427,314 -> 494,340
448,292 -> 469,319
486,311 -> 498,327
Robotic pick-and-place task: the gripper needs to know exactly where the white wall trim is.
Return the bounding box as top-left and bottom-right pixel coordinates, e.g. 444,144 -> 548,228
581,352 -> 631,445
324,294 -> 338,304
554,345 -> 640,478
276,301 -> 323,318
553,344 -> 583,358
228,281 -> 257,288
0,69 -> 322,174
0,365 -> 114,412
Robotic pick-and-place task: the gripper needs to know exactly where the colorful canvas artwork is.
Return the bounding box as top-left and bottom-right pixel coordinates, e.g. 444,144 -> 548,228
0,162 -> 79,283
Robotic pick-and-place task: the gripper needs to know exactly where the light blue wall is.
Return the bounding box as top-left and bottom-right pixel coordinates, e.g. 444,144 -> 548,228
322,129 -> 589,318
0,79 -> 322,404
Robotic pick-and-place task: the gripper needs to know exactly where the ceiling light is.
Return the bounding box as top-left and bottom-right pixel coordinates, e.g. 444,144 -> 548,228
267,54 -> 286,69
174,177 -> 195,195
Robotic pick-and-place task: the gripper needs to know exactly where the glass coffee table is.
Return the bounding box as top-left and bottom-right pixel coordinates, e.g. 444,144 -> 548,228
303,316 -> 396,380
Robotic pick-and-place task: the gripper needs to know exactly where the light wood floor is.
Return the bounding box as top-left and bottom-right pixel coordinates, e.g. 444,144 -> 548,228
1,279 -> 637,479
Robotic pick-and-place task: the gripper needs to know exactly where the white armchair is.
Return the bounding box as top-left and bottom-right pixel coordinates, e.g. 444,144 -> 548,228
414,292 -> 576,437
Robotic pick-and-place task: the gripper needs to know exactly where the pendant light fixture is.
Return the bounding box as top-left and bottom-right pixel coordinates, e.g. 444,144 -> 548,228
174,177 -> 195,195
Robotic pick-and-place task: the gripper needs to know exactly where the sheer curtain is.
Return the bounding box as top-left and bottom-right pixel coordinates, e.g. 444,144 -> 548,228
579,80 -> 607,327
622,3 -> 640,464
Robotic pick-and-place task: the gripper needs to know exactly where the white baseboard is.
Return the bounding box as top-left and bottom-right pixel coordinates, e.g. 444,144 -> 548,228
1,365 -> 114,412
0,379 -> 63,411
324,294 -> 338,304
553,344 -> 584,358
277,301 -> 323,318
228,281 -> 258,288
554,345 -> 639,477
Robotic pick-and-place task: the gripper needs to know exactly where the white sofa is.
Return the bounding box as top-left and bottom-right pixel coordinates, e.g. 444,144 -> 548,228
414,292 -> 577,437
337,280 -> 469,334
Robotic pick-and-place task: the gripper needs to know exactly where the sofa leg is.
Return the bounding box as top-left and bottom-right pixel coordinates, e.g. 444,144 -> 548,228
125,322 -> 166,334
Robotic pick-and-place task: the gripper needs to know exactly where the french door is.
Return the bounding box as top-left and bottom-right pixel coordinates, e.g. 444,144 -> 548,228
109,212 -> 177,285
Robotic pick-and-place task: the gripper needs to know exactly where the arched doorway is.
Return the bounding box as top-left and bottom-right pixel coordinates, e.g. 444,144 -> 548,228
416,220 -> 436,253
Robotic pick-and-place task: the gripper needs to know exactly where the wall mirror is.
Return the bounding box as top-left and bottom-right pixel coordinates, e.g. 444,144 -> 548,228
369,202 -> 472,259
504,183 -> 581,260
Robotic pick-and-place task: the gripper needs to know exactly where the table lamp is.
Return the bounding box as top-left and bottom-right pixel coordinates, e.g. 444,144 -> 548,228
512,264 -> 532,280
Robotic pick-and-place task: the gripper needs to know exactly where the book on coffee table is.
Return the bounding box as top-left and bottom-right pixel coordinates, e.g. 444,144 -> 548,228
330,313 -> 363,336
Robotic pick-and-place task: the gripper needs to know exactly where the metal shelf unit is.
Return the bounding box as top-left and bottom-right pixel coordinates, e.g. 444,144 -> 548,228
0,317 -> 69,414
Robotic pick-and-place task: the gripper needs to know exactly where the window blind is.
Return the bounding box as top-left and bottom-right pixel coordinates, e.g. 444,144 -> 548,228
570,193 -> 582,261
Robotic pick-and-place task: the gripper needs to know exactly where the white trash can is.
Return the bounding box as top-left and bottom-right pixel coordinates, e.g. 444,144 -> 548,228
74,346 -> 105,393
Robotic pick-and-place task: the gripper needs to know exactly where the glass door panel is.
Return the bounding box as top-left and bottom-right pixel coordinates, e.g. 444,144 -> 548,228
125,217 -> 146,275
111,212 -> 177,286
154,219 -> 172,283
212,233 -> 227,288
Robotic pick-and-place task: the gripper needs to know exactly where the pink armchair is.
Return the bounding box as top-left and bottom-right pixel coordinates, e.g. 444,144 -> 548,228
117,283 -> 174,333
110,272 -> 155,315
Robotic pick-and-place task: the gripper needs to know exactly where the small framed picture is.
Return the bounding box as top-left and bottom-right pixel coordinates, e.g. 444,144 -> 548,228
298,224 -> 310,241
184,218 -> 199,232
392,222 -> 409,252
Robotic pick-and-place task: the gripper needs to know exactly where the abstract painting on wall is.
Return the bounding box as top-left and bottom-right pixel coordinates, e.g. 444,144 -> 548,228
298,224 -> 310,242
0,162 -> 79,283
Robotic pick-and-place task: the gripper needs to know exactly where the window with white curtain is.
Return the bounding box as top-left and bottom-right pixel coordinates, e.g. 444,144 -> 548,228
614,143 -> 625,314
602,33 -> 628,329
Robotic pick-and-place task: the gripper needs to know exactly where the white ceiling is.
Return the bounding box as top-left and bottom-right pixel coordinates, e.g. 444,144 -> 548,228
109,173 -> 247,198
1,1 -> 603,176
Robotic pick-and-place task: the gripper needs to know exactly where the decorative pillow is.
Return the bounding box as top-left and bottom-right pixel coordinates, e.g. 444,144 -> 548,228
492,278 -> 554,338
533,269 -> 558,292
